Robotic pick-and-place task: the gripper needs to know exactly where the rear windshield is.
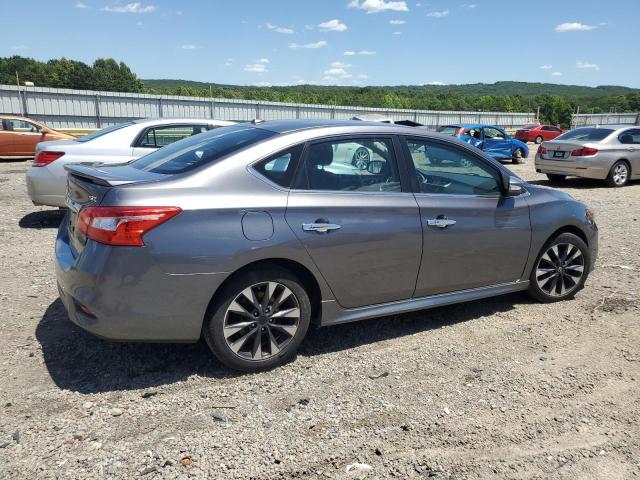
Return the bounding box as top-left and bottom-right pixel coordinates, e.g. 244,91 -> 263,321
556,127 -> 614,141
76,122 -> 134,142
520,125 -> 536,130
436,126 -> 460,135
130,125 -> 276,174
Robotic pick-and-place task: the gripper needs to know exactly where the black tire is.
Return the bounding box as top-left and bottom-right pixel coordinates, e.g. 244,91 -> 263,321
512,148 -> 525,164
546,174 -> 566,183
535,135 -> 543,144
604,160 -> 630,187
527,232 -> 590,303
203,266 -> 312,372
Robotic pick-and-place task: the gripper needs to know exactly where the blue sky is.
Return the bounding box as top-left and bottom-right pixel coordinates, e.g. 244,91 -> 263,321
3,0 -> 640,87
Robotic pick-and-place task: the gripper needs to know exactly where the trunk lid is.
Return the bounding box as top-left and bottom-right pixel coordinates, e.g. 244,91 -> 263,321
539,141 -> 586,160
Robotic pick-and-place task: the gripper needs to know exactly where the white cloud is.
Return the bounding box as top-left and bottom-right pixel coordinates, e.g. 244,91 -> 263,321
358,74 -> 369,79
427,10 -> 449,17
289,40 -> 327,49
318,19 -> 347,31
577,60 -> 600,70
393,31 -> 402,35
10,45 -> 29,51
324,68 -> 352,78
555,22 -> 595,32
258,58 -> 269,64
331,61 -> 352,68
551,71 -> 562,76
244,63 -> 268,73
102,2 -> 156,13
389,19 -> 406,24
265,22 -> 294,34
348,0 -> 409,14
75,1 -> 89,8
426,81 -> 445,85
136,20 -> 142,25
539,65 -> 553,70
344,50 -> 376,56
179,44 -> 197,50
462,3 -> 477,8
175,10 -> 182,15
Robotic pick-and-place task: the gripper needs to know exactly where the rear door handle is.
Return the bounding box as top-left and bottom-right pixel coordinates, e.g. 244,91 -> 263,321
427,218 -> 457,228
303,223 -> 342,233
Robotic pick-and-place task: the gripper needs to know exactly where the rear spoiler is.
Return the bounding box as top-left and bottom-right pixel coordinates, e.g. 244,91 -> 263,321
64,162 -> 147,186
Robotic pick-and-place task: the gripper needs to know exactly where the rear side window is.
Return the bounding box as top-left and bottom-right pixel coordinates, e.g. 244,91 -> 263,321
136,124 -> 209,148
436,126 -> 460,136
76,122 -> 134,142
253,145 -> 304,188
130,125 -> 276,174
557,128 -> 614,141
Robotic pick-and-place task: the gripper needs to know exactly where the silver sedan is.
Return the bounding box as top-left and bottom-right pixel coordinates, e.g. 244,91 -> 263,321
535,125 -> 640,187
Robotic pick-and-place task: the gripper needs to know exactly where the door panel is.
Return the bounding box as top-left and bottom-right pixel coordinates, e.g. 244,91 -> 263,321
415,195 -> 531,296
285,136 -> 422,309
402,136 -> 531,297
5,119 -> 43,155
482,127 -> 512,158
286,192 -> 422,308
0,131 -> 15,155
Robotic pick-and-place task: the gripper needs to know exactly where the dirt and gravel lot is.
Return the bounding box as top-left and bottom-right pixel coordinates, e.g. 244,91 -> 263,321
0,155 -> 638,480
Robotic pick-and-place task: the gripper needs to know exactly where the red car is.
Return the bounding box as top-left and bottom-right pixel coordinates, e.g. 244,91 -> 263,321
515,124 -> 563,144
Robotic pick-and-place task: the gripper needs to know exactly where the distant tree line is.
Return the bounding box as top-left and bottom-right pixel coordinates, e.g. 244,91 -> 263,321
0,55 -> 143,92
3,56 -> 640,128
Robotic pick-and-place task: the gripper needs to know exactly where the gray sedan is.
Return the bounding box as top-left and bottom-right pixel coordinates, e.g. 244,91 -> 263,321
535,125 -> 640,187
56,120 -> 598,371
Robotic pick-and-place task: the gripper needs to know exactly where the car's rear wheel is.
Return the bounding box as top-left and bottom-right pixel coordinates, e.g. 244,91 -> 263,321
527,233 -> 590,303
535,135 -> 543,144
512,148 -> 524,164
203,266 -> 311,372
605,160 -> 630,187
546,174 -> 566,183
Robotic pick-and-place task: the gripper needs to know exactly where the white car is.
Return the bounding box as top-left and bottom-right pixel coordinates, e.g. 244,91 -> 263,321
26,118 -> 234,207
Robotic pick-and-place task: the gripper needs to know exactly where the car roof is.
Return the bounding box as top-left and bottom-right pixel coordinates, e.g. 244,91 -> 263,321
130,118 -> 232,126
253,119 -> 401,134
0,114 -> 43,123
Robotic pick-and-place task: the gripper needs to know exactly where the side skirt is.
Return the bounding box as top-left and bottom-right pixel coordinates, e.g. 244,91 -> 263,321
320,281 -> 529,327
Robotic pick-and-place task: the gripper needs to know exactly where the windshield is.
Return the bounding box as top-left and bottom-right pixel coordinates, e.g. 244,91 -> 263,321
76,122 -> 134,142
130,125 -> 276,174
436,126 -> 460,135
556,127 -> 614,142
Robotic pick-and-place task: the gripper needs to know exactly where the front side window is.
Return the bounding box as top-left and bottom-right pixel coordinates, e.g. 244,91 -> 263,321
294,137 -> 401,193
0,119 -> 38,132
483,127 -> 506,140
619,129 -> 640,144
130,125 -> 276,174
137,125 -> 209,148
405,138 -> 502,196
254,145 -> 303,188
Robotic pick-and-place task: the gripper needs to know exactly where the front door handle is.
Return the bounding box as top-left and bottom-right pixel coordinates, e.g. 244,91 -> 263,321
427,217 -> 457,229
303,222 -> 342,233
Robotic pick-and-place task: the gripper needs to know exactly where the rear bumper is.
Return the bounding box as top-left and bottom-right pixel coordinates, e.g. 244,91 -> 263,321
26,166 -> 66,207
534,155 -> 609,180
55,216 -> 228,342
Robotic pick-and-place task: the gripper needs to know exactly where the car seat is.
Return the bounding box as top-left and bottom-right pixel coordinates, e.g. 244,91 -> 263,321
306,143 -> 337,190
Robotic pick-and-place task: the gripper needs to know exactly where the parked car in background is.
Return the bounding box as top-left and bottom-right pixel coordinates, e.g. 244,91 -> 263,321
436,123 -> 529,163
535,125 -> 640,187
0,115 -> 75,158
26,117 -> 235,207
56,120 -> 597,372
515,124 -> 563,144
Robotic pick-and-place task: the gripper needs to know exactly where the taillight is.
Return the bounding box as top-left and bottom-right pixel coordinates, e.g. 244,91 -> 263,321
537,146 -> 547,154
33,151 -> 65,167
571,147 -> 598,157
77,206 -> 181,246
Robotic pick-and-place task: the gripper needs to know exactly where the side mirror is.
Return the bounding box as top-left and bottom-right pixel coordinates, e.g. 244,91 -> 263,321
502,174 -> 525,196
367,160 -> 384,174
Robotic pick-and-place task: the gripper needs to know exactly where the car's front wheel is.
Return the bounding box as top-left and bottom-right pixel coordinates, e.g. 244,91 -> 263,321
527,233 -> 590,303
512,148 -> 525,164
203,266 -> 312,372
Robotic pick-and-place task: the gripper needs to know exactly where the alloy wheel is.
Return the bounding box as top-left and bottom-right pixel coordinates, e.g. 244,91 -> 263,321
223,281 -> 301,361
353,148 -> 371,169
535,243 -> 585,297
612,163 -> 628,186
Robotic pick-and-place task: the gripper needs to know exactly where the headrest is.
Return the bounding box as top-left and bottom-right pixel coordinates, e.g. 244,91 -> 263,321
308,143 -> 333,167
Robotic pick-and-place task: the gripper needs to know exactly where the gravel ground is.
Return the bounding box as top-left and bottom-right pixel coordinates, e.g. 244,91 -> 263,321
0,154 -> 639,480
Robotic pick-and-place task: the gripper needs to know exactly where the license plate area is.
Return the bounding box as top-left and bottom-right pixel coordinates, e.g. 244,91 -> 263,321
553,151 -> 565,159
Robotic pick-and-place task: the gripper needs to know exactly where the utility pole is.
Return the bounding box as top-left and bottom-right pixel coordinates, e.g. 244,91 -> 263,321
16,71 -> 23,116
536,106 -> 540,122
